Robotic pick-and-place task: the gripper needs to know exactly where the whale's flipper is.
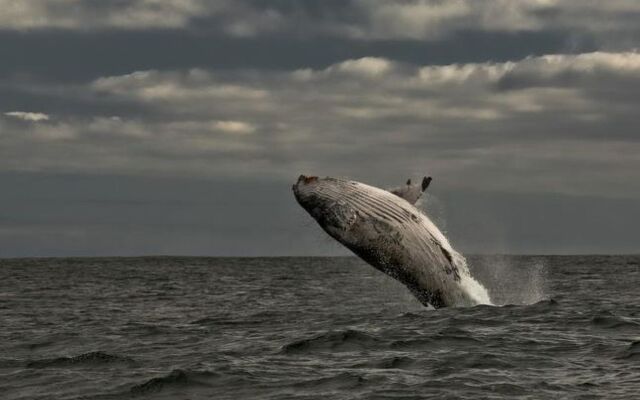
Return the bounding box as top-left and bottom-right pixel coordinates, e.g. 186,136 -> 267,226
390,176 -> 432,205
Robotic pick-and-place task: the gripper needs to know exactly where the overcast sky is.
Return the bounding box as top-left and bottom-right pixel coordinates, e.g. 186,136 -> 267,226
1,0 -> 639,257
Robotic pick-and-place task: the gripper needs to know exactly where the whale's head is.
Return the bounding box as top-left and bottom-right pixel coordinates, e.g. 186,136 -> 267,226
292,175 -> 359,241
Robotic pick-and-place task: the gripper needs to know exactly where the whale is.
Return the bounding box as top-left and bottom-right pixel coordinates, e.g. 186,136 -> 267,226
292,175 -> 491,309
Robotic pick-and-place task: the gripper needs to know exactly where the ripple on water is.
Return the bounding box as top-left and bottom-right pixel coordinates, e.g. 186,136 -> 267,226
351,355 -> 416,370
591,311 -> 640,330
2,255 -> 639,400
280,329 -> 383,354
26,351 -> 135,368
618,341 -> 640,360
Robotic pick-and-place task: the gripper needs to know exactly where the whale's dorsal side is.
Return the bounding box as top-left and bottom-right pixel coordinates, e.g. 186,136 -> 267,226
389,176 -> 432,205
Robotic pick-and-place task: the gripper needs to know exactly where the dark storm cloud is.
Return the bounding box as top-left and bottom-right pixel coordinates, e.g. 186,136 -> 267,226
3,1 -> 640,41
0,29 -> 590,82
0,77 -> 152,119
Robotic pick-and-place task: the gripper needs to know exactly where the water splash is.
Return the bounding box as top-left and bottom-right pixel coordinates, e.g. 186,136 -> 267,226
469,255 -> 548,306
460,272 -> 493,305
451,252 -> 492,306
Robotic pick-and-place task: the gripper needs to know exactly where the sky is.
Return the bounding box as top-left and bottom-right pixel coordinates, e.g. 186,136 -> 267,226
1,0 -> 639,257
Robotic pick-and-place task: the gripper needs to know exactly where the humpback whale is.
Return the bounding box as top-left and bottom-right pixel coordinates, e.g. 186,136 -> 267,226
293,175 -> 491,309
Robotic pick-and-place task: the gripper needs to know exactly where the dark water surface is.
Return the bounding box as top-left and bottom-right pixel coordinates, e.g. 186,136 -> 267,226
1,256 -> 639,399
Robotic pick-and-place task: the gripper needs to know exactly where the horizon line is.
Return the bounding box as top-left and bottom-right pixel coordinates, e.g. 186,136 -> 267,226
1,253 -> 638,261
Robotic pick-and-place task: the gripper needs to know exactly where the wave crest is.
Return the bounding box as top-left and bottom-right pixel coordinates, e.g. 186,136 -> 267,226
281,329 -> 381,354
130,369 -> 214,396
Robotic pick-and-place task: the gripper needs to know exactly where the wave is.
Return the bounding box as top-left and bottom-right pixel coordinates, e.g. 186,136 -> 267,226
591,311 -> 640,330
283,326 -> 487,355
390,327 -> 479,350
291,372 -> 367,390
24,339 -> 56,350
618,341 -> 640,360
0,358 -> 23,369
190,310 -> 283,326
281,329 -> 382,354
352,356 -> 415,369
497,298 -> 558,314
189,316 -> 244,326
26,351 -> 134,368
534,298 -> 558,307
455,353 -> 515,370
130,369 -> 215,396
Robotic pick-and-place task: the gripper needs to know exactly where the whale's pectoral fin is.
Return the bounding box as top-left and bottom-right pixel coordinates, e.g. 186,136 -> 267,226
389,176 -> 432,205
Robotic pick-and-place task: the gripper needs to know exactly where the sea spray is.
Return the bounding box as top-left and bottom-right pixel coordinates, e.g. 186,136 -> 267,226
467,255 -> 548,305
450,250 -> 493,306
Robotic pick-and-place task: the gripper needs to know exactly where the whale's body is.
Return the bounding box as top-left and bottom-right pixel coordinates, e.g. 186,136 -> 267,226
293,175 -> 491,309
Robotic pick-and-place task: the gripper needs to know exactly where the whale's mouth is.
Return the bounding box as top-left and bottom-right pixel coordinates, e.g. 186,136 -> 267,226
293,174 -> 318,191
298,174 -> 318,184
292,175 -> 319,201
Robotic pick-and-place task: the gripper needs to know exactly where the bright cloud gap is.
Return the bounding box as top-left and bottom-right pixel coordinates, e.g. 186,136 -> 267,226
4,111 -> 50,122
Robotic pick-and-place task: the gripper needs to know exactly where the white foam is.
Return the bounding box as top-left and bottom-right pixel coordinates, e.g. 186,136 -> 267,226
460,274 -> 493,305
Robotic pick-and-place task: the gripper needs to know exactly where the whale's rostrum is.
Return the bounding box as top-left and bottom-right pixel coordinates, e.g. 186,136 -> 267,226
293,175 -> 491,309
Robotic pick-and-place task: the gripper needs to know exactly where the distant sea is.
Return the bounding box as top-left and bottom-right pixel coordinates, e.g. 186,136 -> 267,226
1,256 -> 639,399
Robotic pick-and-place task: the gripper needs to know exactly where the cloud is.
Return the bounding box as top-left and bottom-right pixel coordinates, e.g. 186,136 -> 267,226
340,1 -> 640,44
329,57 -> 395,77
2,51 -> 639,198
0,1 -> 631,43
1,0 -> 639,51
0,0 -> 283,36
347,0 -> 476,39
92,69 -> 268,102
213,120 -> 256,134
4,111 -> 50,121
0,0 -> 207,30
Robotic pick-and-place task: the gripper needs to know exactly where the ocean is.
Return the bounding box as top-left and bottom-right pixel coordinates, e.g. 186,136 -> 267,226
1,255 -> 639,399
